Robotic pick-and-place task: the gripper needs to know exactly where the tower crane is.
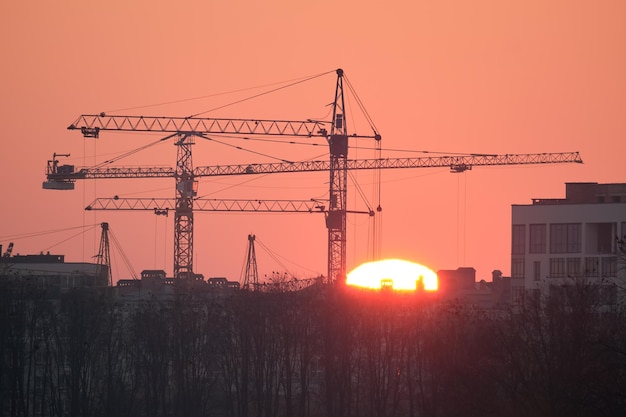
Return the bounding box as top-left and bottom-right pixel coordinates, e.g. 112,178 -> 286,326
1,242 -> 14,258
242,234 -> 259,290
96,222 -> 112,286
45,151 -> 583,282
45,69 -> 379,281
43,69 -> 583,282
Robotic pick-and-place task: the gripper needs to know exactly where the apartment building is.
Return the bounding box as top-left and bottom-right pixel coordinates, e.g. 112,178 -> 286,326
511,182 -> 626,303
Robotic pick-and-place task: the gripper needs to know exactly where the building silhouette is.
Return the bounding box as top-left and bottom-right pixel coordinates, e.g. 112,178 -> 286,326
0,252 -> 107,293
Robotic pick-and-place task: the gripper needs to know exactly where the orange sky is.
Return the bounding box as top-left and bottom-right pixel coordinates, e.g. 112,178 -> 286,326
1,0 -> 624,283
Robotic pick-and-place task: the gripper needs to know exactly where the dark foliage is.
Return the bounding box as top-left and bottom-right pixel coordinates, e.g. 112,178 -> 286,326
1,280 -> 625,417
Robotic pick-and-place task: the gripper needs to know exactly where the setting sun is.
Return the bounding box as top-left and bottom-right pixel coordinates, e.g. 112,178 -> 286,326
346,259 -> 438,292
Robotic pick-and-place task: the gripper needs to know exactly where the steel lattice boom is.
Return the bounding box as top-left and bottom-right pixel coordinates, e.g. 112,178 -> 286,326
47,152 -> 583,183
68,115 -> 333,138
85,198 -> 327,213
193,152 -> 583,177
45,149 -> 583,282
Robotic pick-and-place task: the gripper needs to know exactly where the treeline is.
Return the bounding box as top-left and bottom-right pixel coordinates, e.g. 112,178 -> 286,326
1,280 -> 625,417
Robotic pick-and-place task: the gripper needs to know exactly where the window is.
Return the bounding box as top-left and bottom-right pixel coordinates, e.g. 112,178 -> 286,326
533,261 -> 541,281
512,224 -> 526,255
602,256 -> 617,277
512,287 -> 525,305
585,257 -> 600,277
550,223 -> 581,253
586,223 -> 616,254
567,257 -> 581,277
529,224 -> 547,253
511,258 -> 525,278
549,258 -> 566,278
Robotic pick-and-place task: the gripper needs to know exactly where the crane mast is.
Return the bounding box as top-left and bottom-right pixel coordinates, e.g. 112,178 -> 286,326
327,69 -> 350,283
97,222 -> 112,286
174,134 -> 197,279
242,234 -> 259,290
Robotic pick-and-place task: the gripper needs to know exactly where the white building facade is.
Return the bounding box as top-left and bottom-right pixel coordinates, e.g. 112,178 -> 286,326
511,182 -> 626,303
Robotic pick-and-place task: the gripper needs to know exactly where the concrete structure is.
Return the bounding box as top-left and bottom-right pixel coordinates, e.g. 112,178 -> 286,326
115,270 -> 241,301
511,182 -> 626,304
437,267 -> 513,309
0,252 -> 108,292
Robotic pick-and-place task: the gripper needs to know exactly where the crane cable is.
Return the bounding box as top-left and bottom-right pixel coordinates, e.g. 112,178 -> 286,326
3,222 -> 101,270
343,75 -> 381,138
0,224 -> 100,242
89,133 -> 179,169
23,224 -> 100,254
344,73 -> 383,261
102,70 -> 336,115
197,133 -> 294,163
347,170 -> 374,214
194,132 -> 329,148
346,145 -> 495,156
108,227 -> 138,280
373,138 -> 383,261
194,133 -> 330,197
188,70 -> 336,118
254,236 -> 321,279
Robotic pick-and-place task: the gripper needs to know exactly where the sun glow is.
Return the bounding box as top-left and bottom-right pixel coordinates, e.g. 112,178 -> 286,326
346,259 -> 438,292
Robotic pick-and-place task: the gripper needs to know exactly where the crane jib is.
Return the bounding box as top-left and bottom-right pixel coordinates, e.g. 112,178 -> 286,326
68,114 -> 331,137
45,153 -> 583,182
68,114 -> 381,139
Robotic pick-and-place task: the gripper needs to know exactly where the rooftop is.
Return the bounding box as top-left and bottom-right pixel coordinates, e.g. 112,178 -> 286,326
531,182 -> 626,205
